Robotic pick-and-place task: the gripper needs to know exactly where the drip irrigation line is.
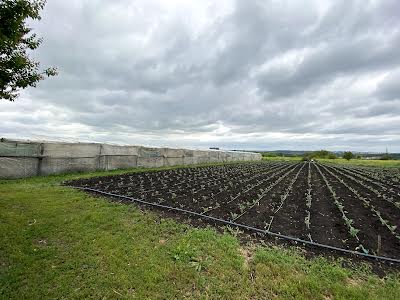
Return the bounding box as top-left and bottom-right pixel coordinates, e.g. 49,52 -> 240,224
70,185 -> 400,264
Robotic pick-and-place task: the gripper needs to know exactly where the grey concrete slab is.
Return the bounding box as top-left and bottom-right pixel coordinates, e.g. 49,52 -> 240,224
0,139 -> 261,178
137,147 -> 164,158
164,157 -> 184,166
42,142 -> 101,158
0,140 -> 41,157
163,148 -> 184,158
39,157 -> 99,175
99,155 -> 138,171
137,157 -> 164,168
100,144 -> 139,156
0,157 -> 39,178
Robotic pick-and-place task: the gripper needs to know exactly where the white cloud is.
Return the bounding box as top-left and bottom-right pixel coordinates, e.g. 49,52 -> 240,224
1,0 -> 400,152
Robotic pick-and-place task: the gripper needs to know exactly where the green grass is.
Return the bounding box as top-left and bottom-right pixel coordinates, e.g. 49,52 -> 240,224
262,156 -> 303,162
1,165 -> 400,299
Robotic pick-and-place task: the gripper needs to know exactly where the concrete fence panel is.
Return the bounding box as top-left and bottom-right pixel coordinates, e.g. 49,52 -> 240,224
99,145 -> 139,170
0,157 -> 39,178
137,147 -> 164,158
218,152 -> 228,162
0,140 -> 41,157
209,151 -> 220,162
183,149 -> 195,157
99,155 -> 138,171
164,157 -> 184,166
163,148 -> 184,158
100,144 -> 139,156
183,156 -> 196,165
0,139 -> 262,178
42,142 -> 101,158
40,157 -> 99,175
193,157 -> 211,164
137,157 -> 165,168
226,152 -> 236,162
192,150 -> 210,158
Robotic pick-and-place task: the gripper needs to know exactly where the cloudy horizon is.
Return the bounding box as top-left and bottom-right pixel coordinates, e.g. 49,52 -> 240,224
1,0 -> 400,152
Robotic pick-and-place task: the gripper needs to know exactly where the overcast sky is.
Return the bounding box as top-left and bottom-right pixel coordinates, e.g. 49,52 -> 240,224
1,0 -> 400,152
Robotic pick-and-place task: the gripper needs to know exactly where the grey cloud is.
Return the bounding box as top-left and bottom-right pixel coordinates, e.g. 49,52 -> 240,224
209,0 -> 317,85
348,100 -> 400,118
1,0 -> 400,151
375,70 -> 400,101
256,27 -> 400,99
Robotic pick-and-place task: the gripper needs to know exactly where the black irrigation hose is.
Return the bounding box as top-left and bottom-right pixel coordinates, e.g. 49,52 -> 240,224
70,186 -> 400,264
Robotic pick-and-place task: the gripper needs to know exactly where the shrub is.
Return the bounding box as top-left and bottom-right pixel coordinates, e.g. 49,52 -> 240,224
343,151 -> 354,160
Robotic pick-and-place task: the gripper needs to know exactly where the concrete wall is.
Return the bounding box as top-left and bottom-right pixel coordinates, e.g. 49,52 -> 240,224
0,138 -> 262,179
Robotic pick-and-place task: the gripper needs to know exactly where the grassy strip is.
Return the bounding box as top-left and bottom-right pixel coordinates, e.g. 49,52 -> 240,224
1,166 -> 400,299
262,156 -> 303,162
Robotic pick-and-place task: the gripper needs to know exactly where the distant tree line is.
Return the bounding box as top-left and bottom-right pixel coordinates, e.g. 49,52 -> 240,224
302,150 -> 338,161
260,150 -> 398,161
302,150 -> 394,161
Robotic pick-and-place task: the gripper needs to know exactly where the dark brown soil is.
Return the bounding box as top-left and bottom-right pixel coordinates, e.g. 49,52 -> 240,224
66,161 -> 400,273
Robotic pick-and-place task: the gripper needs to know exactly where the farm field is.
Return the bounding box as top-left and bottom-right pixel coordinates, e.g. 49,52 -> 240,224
69,161 -> 400,261
2,162 -> 400,299
319,158 -> 400,168
262,156 -> 400,168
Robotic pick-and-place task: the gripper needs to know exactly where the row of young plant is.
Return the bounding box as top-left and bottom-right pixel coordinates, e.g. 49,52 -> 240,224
229,163 -> 294,196
314,163 -> 369,254
101,162 -> 273,200
331,164 -> 400,195
165,162 -> 290,206
92,163 -> 258,190
228,163 -> 302,221
152,162 -> 279,195
334,165 -> 400,207
122,164 -> 252,191
200,163 -> 296,215
197,162 -> 293,198
326,165 -> 400,210
224,163 -> 295,205
336,164 -> 400,186
96,161 -> 292,212
319,164 -> 400,243
351,166 -> 400,185
372,168 -> 400,185
339,165 -> 400,190
305,162 -> 313,242
265,162 -> 307,231
144,163 -> 280,205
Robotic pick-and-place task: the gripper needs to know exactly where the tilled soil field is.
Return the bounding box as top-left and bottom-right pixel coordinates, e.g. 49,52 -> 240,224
67,161 -> 400,261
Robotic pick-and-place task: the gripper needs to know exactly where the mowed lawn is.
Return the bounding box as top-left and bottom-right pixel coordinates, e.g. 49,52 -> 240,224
1,165 -> 400,299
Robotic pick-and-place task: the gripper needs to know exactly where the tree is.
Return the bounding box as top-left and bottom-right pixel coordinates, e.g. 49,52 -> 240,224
327,153 -> 337,159
343,151 -> 354,160
0,0 -> 56,101
302,150 -> 336,161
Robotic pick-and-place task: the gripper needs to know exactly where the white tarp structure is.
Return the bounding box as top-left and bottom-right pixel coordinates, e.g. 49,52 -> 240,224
0,138 -> 262,178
